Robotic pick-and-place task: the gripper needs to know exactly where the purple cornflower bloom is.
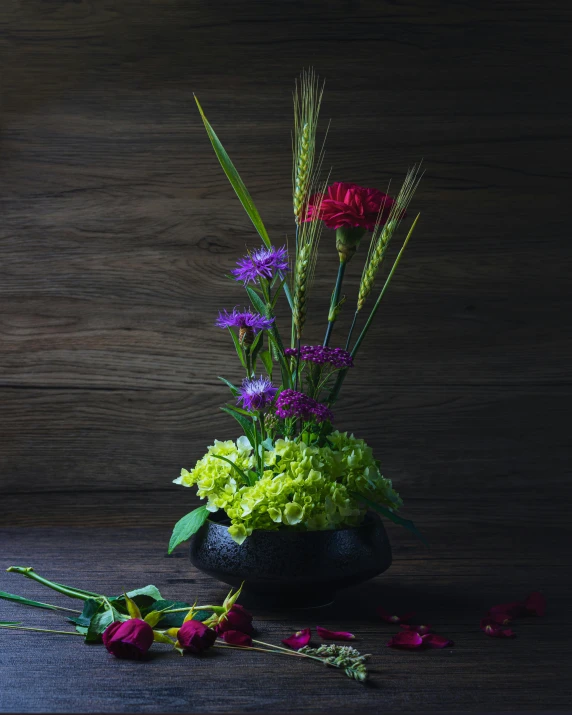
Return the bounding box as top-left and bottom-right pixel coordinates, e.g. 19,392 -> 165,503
216,308 -> 274,346
284,345 -> 354,369
237,376 -> 278,412
232,246 -> 289,284
274,389 -> 334,424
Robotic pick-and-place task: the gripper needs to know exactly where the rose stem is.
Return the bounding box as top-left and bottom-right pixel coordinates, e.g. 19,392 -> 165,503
0,625 -> 84,636
214,643 -> 307,658
7,567 -> 100,601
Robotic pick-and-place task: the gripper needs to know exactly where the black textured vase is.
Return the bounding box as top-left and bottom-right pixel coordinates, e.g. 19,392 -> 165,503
189,512 -> 392,608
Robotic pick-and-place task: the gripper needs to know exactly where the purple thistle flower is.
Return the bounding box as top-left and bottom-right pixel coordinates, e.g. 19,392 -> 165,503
232,246 -> 289,284
237,376 -> 278,412
274,389 -> 334,423
216,308 -> 274,332
284,345 -> 354,369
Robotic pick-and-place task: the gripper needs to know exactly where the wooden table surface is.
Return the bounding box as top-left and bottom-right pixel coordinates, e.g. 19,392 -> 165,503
1,0 -> 571,711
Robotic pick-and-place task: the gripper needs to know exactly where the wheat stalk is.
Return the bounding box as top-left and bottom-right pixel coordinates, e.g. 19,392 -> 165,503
293,69 -> 325,223
357,164 -> 423,312
292,180 -> 328,340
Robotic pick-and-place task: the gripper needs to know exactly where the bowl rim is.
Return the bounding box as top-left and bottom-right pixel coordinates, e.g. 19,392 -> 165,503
204,509 -> 381,536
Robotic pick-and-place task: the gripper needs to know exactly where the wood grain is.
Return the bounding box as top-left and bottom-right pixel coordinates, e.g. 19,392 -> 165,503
1,0 -> 571,710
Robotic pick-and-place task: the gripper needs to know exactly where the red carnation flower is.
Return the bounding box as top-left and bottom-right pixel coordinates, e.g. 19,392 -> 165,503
307,182 -> 396,231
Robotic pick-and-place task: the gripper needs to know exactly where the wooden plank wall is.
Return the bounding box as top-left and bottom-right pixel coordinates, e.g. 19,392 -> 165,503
1,1 -> 570,536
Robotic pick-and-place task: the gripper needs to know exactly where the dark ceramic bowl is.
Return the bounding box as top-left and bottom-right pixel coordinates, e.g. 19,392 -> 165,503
189,512 -> 391,608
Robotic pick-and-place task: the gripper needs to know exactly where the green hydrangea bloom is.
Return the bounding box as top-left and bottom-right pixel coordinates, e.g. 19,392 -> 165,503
175,432 -> 403,544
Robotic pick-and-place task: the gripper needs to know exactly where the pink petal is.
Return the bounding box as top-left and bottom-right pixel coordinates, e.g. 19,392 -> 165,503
480,617 -> 516,638
525,592 -> 546,617
387,631 -> 423,649
421,633 -> 454,648
400,624 -> 433,635
377,607 -> 416,624
221,630 -> 252,647
489,601 -> 527,619
316,626 -> 355,641
282,627 -> 311,650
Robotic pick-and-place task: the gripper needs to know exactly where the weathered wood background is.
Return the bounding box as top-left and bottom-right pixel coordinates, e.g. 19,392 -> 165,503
1,1 -> 571,711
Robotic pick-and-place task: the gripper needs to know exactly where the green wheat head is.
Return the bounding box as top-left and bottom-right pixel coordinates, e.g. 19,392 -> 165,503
357,164 -> 423,311
293,68 -> 325,223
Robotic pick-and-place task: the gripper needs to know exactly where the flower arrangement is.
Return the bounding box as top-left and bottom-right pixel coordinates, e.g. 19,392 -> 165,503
169,69 -> 424,552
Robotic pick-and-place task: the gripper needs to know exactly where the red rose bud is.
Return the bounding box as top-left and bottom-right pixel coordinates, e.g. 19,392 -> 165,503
282,627 -> 311,650
316,626 -> 355,641
102,619 -> 154,660
221,629 -> 253,647
177,619 -> 217,654
216,604 -> 253,635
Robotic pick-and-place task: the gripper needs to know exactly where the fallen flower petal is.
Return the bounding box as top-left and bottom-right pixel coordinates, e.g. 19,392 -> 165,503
480,617 -> 516,638
400,624 -> 433,635
525,592 -> 546,617
421,633 -> 454,648
282,627 -> 311,650
316,626 -> 355,641
377,607 -> 416,624
489,601 -> 527,620
387,631 -> 423,649
102,619 -> 154,660
221,629 -> 253,647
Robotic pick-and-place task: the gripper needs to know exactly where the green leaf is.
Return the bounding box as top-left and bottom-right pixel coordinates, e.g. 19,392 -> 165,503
221,405 -> 255,445
0,621 -> 22,626
195,96 -> 271,248
168,506 -> 209,555
85,605 -> 124,643
259,349 -> 273,379
0,590 -> 68,612
67,598 -> 101,630
145,600 -> 190,629
250,330 -> 264,368
270,276 -> 287,309
110,585 -> 163,612
228,328 -> 247,369
352,492 -> 428,546
218,376 -> 239,397
212,453 -> 255,487
268,332 -> 292,389
245,286 -> 268,316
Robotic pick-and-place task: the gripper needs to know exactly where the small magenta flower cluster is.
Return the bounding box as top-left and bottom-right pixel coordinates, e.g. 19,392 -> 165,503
275,389 -> 333,424
284,345 -> 354,369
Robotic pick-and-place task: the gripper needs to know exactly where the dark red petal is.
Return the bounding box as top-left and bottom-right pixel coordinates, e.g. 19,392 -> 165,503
387,631 -> 423,649
377,607 -> 416,624
282,627 -> 311,650
401,624 -> 433,635
489,601 -> 527,619
524,592 -> 546,617
316,626 -> 355,641
221,630 -> 252,647
480,617 -> 516,638
421,633 -> 454,648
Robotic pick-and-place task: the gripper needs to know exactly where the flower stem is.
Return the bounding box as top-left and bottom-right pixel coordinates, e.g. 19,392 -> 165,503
6,567 -> 98,602
0,625 -> 83,636
323,261 -> 346,347
345,311 -> 359,351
